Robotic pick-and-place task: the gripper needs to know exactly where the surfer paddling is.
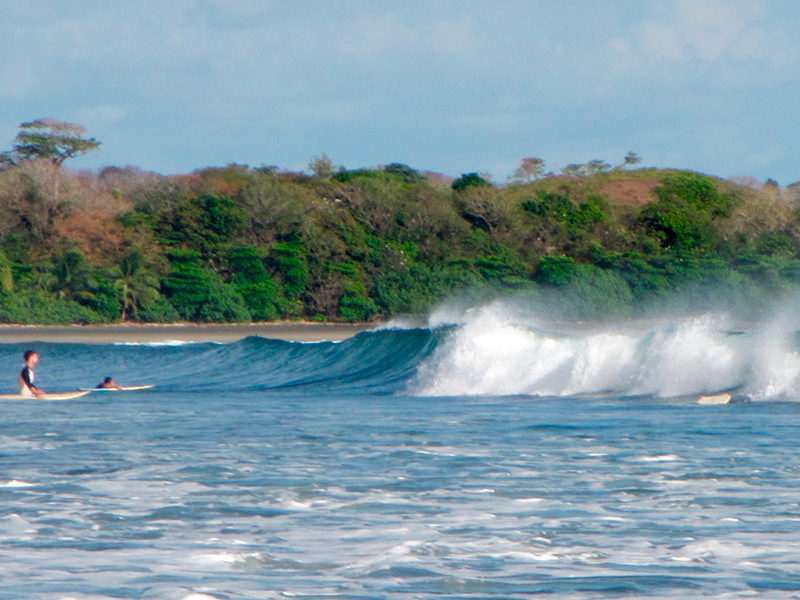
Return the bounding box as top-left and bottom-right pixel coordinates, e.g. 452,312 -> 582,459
19,350 -> 45,398
96,377 -> 123,390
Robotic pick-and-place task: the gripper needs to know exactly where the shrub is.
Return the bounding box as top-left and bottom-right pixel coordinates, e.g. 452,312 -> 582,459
382,163 -> 424,183
161,252 -> 251,322
755,233 -> 797,258
533,255 -> 576,286
0,289 -> 103,324
339,283 -> 380,322
598,253 -> 671,302
86,276 -> 122,322
452,172 -> 489,191
373,261 -> 486,315
268,242 -> 309,299
656,172 -> 733,216
0,249 -> 12,292
538,264 -> 633,320
196,279 -> 251,322
521,191 -> 574,219
234,282 -> 280,321
475,251 -> 527,285
640,201 -> 714,253
155,193 -> 246,253
136,295 -> 181,323
332,169 -> 384,183
227,246 -> 268,284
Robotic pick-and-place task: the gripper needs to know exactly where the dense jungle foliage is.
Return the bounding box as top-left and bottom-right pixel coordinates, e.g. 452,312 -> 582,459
1,144 -> 799,323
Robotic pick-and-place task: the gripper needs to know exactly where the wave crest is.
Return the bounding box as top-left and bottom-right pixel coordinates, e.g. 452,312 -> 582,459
410,300 -> 800,400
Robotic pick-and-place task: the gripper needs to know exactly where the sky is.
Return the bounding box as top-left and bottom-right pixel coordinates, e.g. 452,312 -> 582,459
2,0 -> 799,184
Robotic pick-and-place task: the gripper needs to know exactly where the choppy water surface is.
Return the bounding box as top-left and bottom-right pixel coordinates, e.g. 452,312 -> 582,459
1,304 -> 800,598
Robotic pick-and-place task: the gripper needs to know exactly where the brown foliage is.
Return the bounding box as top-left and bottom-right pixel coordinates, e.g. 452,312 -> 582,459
454,185 -> 513,240
0,160 -> 129,262
191,164 -> 255,196
726,181 -> 800,240
98,166 -> 163,198
594,177 -> 659,206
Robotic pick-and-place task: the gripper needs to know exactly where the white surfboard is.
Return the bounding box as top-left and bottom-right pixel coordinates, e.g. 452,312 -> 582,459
697,393 -> 732,405
0,390 -> 91,401
80,384 -> 155,392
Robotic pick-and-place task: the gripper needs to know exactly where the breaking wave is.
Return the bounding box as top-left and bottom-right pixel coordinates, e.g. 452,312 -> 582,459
3,298 -> 800,400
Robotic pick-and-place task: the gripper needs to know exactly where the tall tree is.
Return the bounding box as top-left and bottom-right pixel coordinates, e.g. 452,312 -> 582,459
623,151 -> 641,168
13,118 -> 100,166
586,159 -> 611,175
561,163 -> 587,177
512,157 -> 545,182
308,153 -> 337,178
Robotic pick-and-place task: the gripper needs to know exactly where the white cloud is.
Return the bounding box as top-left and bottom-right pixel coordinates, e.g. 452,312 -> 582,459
610,0 -> 792,75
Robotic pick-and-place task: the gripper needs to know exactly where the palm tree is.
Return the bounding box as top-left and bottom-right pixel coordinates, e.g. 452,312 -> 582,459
53,249 -> 95,302
114,249 -> 159,320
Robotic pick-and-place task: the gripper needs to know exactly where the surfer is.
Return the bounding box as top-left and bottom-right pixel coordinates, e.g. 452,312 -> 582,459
96,377 -> 123,390
19,350 -> 45,398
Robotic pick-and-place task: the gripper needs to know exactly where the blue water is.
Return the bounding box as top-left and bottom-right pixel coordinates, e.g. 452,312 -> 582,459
2,305 -> 800,599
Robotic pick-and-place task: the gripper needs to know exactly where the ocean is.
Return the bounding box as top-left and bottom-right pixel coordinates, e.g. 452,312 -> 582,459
2,300 -> 800,599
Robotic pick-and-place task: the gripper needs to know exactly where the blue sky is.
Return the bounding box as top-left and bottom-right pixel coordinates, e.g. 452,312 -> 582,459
2,0 -> 799,184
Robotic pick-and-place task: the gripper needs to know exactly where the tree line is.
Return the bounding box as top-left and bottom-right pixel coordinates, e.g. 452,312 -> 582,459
0,118 -> 798,324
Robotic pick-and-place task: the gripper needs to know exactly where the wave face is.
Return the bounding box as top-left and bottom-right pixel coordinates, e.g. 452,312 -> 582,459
3,298 -> 800,400
0,328 -> 439,397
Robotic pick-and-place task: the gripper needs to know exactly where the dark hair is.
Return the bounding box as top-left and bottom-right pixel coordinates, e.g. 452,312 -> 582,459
23,350 -> 38,361
103,377 -> 113,383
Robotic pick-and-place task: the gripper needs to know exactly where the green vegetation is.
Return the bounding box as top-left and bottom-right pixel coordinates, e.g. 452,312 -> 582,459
4,118 -> 100,166
0,119 -> 799,324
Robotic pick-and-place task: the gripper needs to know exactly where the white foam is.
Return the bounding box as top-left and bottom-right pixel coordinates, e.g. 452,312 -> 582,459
494,550 -> 560,562
376,316 -> 428,330
0,513 -> 35,535
634,454 -> 681,462
191,551 -> 238,566
631,315 -> 746,397
412,301 -> 764,398
747,315 -> 800,400
674,539 -> 754,561
1,479 -> 34,488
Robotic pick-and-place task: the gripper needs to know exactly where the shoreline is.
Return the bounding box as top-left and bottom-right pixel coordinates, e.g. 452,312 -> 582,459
0,322 -> 378,344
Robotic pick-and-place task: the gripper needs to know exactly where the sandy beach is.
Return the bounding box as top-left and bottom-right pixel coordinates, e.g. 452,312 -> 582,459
0,322 -> 377,344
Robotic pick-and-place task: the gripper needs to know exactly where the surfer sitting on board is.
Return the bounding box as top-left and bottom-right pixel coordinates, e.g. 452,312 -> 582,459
96,377 -> 123,390
19,350 -> 44,398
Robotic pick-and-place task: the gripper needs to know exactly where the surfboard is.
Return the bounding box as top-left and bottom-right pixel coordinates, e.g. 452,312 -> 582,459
0,390 -> 91,401
80,384 -> 155,392
697,393 -> 732,405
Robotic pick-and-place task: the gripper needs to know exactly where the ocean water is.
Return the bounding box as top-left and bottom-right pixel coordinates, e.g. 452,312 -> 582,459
2,301 -> 800,599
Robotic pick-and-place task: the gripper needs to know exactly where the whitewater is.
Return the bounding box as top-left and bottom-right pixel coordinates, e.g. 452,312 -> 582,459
2,299 -> 800,598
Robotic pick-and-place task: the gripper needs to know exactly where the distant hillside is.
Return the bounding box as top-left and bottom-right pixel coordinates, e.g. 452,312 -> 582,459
0,159 -> 797,324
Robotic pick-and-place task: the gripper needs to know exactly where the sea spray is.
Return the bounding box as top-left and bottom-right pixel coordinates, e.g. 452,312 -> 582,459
746,311 -> 800,400
628,314 -> 747,397
411,301 -> 757,398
